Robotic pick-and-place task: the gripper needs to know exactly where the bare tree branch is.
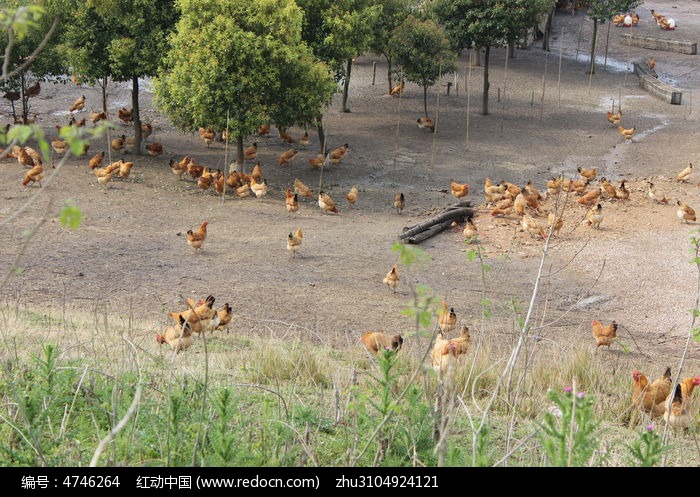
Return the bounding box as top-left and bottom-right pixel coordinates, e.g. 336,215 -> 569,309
1,17 -> 60,83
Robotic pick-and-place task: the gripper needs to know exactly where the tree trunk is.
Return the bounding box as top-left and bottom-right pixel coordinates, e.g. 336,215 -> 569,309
236,134 -> 245,173
472,47 -> 482,67
542,8 -> 554,51
100,76 -> 108,114
482,46 -> 491,116
316,118 -> 326,154
342,58 -> 352,112
588,19 -> 598,75
423,85 -> 428,118
20,72 -> 28,123
507,43 -> 515,59
385,54 -> 393,94
132,75 -> 142,154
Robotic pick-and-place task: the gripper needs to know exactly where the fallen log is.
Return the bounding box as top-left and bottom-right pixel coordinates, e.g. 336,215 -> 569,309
399,200 -> 474,243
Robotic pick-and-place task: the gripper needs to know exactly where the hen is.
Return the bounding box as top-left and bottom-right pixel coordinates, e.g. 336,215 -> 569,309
647,182 -> 668,204
606,110 -> 621,126
279,147 -> 298,166
663,380 -> 699,430
676,201 -> 696,224
346,185 -> 358,206
318,191 -> 338,214
244,142 -> 257,161
437,301 -> 457,335
285,188 -> 299,216
389,81 -> 404,96
118,107 -> 134,124
591,319 -> 617,348
90,110 -> 107,124
145,142 -> 163,157
586,203 -> 604,229
382,264 -> 399,292
88,151 -> 105,170
632,367 -> 672,418
578,166 -> 597,182
615,179 -> 630,200
361,332 -> 403,355
675,163 -> 693,183
417,117 -> 434,132
198,127 -> 215,147
250,177 -> 268,199
450,180 -> 469,200
69,95 -> 85,113
156,315 -> 193,353
431,326 -> 470,374
186,221 -> 208,252
22,163 -> 44,187
617,125 -> 636,140
111,134 -> 126,153
463,218 -> 478,242
393,192 -> 405,214
287,227 -> 303,258
522,214 -> 546,239
329,143 -> 349,164
294,178 -> 314,199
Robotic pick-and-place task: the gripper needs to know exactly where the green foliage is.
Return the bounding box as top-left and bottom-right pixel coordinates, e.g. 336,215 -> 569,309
430,0 -> 553,52
539,388 -> 600,467
59,199 -> 82,229
626,424 -> 668,467
155,0 -> 335,141
585,0 -> 642,22
0,5 -> 44,41
390,15 -> 455,90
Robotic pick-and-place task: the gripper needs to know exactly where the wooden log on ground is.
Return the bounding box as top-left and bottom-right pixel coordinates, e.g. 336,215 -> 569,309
621,33 -> 697,55
399,200 -> 474,243
403,219 -> 455,244
633,62 -> 682,105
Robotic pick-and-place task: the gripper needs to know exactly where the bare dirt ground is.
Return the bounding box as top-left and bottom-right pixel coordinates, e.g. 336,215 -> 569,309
2,2 -> 700,378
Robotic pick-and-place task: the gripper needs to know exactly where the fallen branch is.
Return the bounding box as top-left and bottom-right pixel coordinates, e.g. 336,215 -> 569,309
399,200 -> 473,243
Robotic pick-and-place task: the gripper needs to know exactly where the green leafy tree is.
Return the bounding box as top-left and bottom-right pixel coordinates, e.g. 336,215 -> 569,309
0,1 -> 64,123
431,0 -> 552,115
69,0 -> 179,154
296,0 -> 381,114
584,0 -> 641,74
390,15 -> 455,120
368,0 -> 414,94
154,0 -> 335,169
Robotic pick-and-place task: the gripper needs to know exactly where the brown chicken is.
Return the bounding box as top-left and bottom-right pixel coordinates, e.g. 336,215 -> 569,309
215,303 -> 234,332
118,107 -> 133,124
235,183 -> 251,198
676,201 -> 696,224
318,191 -> 338,214
598,178 -> 617,199
491,197 -> 514,217
250,161 -> 263,182
279,147 -> 298,166
577,188 -> 601,206
294,178 -> 314,199
617,125 -> 636,140
186,221 -> 208,251
111,134 -> 126,153
578,166 -> 597,182
346,185 -> 359,206
450,180 -> 469,200
250,176 -> 268,199
632,367 -> 672,418
258,124 -> 270,135
285,188 -> 299,216
329,143 -> 349,164
286,227 -> 303,258
389,81 -> 404,96
69,94 -> 85,113
94,165 -> 116,186
156,315 -> 193,353
606,110 -> 621,126
90,110 -> 107,124
361,331 -> 403,355
198,127 -> 215,147
437,301 -> 457,335
118,160 -> 134,179
187,159 -> 204,180
382,264 -> 399,292
244,142 -> 257,160
591,319 -> 617,348
279,129 -> 295,144
431,326 -> 470,374
647,57 -> 655,70
547,212 -> 564,236
146,142 -> 163,157
22,163 -> 44,187
197,167 -> 215,191
587,203 -> 604,229
522,214 -> 546,239
169,295 -> 219,335
663,381 -> 696,430
88,151 -> 105,170
676,163 -> 693,183
393,192 -> 405,214
309,152 -> 325,169
463,218 -> 478,241
615,179 -> 630,200
647,182 -> 668,204
417,116 -> 434,132
51,137 -> 68,156
299,131 -> 310,147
